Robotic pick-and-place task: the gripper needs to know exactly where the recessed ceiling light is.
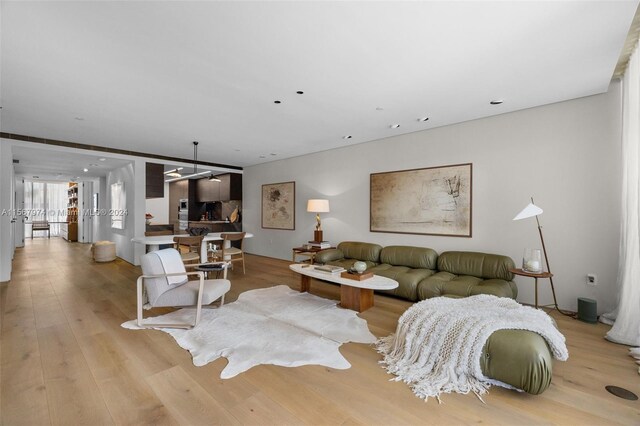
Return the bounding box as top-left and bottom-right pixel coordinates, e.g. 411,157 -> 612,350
274,100 -> 281,104
490,100 -> 504,105
83,168 -> 88,172
296,91 -> 304,95
270,153 -> 277,156
390,124 -> 400,129
418,117 -> 429,122
98,157 -> 106,161
343,135 -> 352,140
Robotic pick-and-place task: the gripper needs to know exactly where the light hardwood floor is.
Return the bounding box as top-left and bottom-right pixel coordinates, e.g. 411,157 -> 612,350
1,238 -> 639,425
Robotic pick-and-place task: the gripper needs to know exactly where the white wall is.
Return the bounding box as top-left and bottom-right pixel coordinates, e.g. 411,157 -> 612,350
0,142 -> 12,281
244,81 -> 623,313
145,182 -> 169,224
104,161 -> 146,264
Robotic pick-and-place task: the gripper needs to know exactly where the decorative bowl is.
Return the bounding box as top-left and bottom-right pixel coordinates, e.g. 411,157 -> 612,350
352,261 -> 367,274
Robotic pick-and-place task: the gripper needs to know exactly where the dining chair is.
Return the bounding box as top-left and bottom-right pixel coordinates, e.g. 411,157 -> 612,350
136,248 -> 230,328
221,232 -> 246,274
173,235 -> 203,265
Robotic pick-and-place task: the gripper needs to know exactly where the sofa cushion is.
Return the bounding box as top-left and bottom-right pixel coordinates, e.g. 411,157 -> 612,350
337,241 -> 382,264
369,264 -> 435,301
379,246 -> 438,270
437,251 -> 515,281
417,272 -> 517,299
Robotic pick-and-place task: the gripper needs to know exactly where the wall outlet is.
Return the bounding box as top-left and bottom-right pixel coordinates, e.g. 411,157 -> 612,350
586,273 -> 597,286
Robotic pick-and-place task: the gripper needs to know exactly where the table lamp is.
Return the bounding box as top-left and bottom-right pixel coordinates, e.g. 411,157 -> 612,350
307,199 -> 330,242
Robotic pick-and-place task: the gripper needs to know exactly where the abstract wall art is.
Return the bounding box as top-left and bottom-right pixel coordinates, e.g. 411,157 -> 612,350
262,181 -> 295,230
370,163 -> 472,237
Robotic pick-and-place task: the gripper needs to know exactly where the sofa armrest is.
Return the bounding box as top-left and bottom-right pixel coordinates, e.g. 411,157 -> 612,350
314,248 -> 344,264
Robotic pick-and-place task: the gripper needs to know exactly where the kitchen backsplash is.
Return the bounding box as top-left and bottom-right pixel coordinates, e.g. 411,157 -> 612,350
201,200 -> 242,222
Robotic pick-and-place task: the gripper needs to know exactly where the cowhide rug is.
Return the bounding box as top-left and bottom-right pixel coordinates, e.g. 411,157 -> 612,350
122,285 -> 376,378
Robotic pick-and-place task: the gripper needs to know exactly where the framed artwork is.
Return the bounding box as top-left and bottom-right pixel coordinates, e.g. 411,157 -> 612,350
262,181 -> 295,230
370,163 -> 472,237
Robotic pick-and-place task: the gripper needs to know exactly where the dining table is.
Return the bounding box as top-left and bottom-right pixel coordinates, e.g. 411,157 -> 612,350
131,232 -> 253,263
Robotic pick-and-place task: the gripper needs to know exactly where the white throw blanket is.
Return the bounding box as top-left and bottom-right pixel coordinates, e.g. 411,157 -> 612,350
376,295 -> 569,402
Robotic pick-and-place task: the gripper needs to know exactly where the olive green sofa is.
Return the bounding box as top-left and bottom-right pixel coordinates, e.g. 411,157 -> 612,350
315,242 -> 518,302
313,241 -> 552,395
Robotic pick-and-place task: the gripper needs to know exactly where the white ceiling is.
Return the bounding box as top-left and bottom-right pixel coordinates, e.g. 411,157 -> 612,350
1,1 -> 637,168
12,146 -> 132,181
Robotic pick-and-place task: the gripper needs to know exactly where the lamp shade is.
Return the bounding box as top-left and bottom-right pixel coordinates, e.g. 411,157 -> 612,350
307,199 -> 330,213
513,202 -> 543,221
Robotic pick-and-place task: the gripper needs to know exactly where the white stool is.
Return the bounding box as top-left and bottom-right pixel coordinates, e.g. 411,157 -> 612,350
92,241 -> 116,262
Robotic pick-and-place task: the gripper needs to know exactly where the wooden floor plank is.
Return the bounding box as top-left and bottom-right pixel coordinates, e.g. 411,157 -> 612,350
145,365 -> 241,425
77,332 -> 178,425
36,323 -> 114,425
1,355 -> 50,425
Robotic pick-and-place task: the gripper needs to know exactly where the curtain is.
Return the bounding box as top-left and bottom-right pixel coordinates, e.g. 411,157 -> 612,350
23,181 -> 68,237
600,42 -> 640,347
46,183 -> 68,236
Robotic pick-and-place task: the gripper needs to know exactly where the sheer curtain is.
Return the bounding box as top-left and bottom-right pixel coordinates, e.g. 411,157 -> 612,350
46,183 -> 68,236
23,181 -> 68,237
600,42 -> 640,347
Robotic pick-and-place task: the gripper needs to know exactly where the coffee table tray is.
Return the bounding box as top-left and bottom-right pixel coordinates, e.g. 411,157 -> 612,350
340,271 -> 373,281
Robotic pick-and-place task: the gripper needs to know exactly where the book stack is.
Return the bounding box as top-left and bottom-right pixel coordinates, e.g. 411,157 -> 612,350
315,265 -> 345,273
308,241 -> 331,249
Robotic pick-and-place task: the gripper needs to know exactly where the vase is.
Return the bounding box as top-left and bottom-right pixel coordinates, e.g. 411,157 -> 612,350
522,249 -> 542,273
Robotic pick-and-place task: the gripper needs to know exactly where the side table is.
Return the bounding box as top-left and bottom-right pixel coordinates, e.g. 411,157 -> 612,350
194,262 -> 230,280
509,268 -> 557,310
292,246 -> 334,265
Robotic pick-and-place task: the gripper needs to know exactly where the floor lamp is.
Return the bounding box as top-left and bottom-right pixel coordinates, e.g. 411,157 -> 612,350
513,197 -> 572,316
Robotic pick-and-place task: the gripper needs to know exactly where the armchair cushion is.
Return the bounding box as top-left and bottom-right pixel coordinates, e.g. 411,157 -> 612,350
140,249 -> 188,305
153,279 -> 231,307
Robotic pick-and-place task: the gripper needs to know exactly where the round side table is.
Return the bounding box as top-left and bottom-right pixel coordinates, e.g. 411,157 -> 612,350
509,268 -> 555,310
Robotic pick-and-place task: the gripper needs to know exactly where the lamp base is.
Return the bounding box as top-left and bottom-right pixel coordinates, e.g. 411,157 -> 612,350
312,230 -> 323,243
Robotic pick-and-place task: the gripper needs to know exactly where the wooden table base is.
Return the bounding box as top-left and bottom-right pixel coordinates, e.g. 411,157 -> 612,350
300,275 -> 311,293
340,285 -> 374,312
298,275 -> 374,312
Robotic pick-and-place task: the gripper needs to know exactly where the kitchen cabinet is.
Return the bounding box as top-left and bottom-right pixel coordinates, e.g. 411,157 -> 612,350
218,173 -> 242,201
195,173 -> 242,202
146,162 -> 165,199
196,178 -> 219,202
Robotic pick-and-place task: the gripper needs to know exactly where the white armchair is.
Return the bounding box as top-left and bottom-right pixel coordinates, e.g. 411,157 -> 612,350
136,248 -> 230,329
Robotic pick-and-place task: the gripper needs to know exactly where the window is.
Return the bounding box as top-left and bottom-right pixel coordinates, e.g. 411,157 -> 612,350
23,181 -> 68,237
111,181 -> 125,229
